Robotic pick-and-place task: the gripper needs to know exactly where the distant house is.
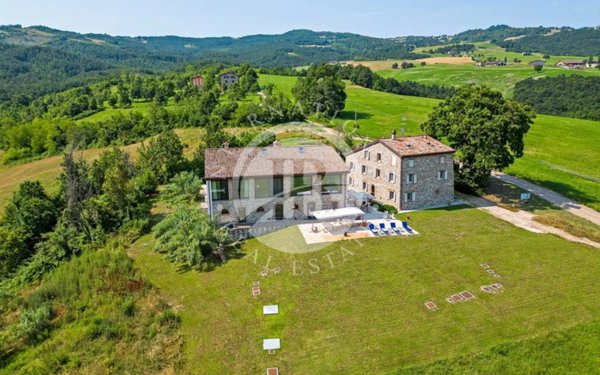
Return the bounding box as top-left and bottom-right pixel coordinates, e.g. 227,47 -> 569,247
191,75 -> 204,89
219,71 -> 239,88
556,60 -> 585,69
204,144 -> 349,224
586,60 -> 599,68
529,60 -> 545,67
345,132 -> 455,211
522,51 -> 532,56
475,61 -> 507,67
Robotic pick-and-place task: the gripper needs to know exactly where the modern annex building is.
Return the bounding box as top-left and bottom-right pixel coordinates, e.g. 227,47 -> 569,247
204,144 -> 349,224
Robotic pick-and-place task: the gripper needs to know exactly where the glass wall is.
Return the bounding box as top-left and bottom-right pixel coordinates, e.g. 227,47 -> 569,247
322,174 -> 343,194
210,180 -> 229,201
292,176 -> 312,196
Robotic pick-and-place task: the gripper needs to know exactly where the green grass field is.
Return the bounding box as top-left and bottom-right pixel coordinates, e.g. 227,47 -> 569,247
76,99 -> 179,123
368,42 -> 600,96
506,114 -> 600,211
259,74 -> 600,210
129,205 -> 600,373
377,64 -> 600,97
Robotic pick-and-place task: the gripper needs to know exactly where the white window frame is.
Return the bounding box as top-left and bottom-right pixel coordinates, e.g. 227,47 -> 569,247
348,176 -> 354,186
438,170 -> 448,180
362,165 -> 368,175
375,168 -> 381,178
388,172 -> 395,182
404,192 -> 416,202
391,156 -> 397,167
408,159 -> 415,168
406,173 -> 417,184
440,156 -> 445,164
376,153 -> 382,162
389,191 -> 395,201
364,150 -> 370,160
349,161 -> 355,171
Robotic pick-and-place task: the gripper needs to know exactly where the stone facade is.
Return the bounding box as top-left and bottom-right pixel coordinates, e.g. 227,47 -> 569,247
207,174 -> 346,224
346,138 -> 454,211
219,71 -> 239,88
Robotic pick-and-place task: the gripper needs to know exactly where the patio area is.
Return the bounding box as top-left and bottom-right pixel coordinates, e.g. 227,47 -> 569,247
298,218 -> 418,244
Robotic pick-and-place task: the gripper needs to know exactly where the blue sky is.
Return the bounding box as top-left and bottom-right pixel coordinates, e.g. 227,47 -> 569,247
1,0 -> 598,38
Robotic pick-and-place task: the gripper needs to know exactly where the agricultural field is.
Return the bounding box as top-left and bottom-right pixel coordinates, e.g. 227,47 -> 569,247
352,42 -> 600,96
376,64 -> 600,97
129,205 -> 600,373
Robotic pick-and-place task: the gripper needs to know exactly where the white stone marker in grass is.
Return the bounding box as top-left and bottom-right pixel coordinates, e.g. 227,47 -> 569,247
263,338 -> 281,351
263,305 -> 279,315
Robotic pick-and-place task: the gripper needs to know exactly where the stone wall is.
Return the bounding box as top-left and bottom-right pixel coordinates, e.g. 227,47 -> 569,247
399,153 -> 454,210
346,143 -> 401,207
346,143 -> 454,211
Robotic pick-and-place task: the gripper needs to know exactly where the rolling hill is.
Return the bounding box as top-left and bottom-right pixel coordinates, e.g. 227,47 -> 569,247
0,25 -> 424,101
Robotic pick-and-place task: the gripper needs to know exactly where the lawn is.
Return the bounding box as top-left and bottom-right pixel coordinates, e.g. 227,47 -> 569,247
506,114 -> 600,211
129,205 -> 600,374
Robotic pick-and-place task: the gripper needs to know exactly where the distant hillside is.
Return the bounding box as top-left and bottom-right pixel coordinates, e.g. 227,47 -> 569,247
452,24 -> 553,42
498,27 -> 600,56
0,25 -> 424,101
452,25 -> 600,56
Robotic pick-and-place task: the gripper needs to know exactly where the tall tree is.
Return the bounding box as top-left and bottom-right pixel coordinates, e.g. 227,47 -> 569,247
2,181 -> 59,243
292,64 -> 346,118
421,85 -> 534,190
137,130 -> 186,183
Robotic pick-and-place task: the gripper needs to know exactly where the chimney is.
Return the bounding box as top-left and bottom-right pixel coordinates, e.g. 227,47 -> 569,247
223,142 -> 229,149
391,129 -> 397,140
272,140 -> 281,147
401,128 -> 405,137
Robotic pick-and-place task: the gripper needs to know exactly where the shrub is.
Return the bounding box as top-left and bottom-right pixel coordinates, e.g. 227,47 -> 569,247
157,309 -> 181,329
15,305 -> 53,344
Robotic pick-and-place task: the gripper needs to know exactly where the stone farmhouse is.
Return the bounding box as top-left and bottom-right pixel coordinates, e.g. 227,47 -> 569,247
345,132 -> 455,211
219,71 -> 239,88
204,144 -> 348,224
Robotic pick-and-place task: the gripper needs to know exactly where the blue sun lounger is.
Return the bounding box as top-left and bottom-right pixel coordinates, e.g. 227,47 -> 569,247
379,223 -> 390,235
390,222 -> 402,234
368,223 -> 379,235
402,221 -> 414,234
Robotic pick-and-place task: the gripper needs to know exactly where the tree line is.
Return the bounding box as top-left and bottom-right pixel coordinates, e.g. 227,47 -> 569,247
514,75 -> 600,121
339,64 -> 457,99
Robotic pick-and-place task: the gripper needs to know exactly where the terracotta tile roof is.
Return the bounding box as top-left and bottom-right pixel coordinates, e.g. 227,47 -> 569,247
557,60 -> 584,64
204,145 -> 349,179
348,136 -> 454,158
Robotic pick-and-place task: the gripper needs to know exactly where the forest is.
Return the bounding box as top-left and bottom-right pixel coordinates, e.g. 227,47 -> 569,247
514,75 -> 600,121
0,25 -> 426,102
